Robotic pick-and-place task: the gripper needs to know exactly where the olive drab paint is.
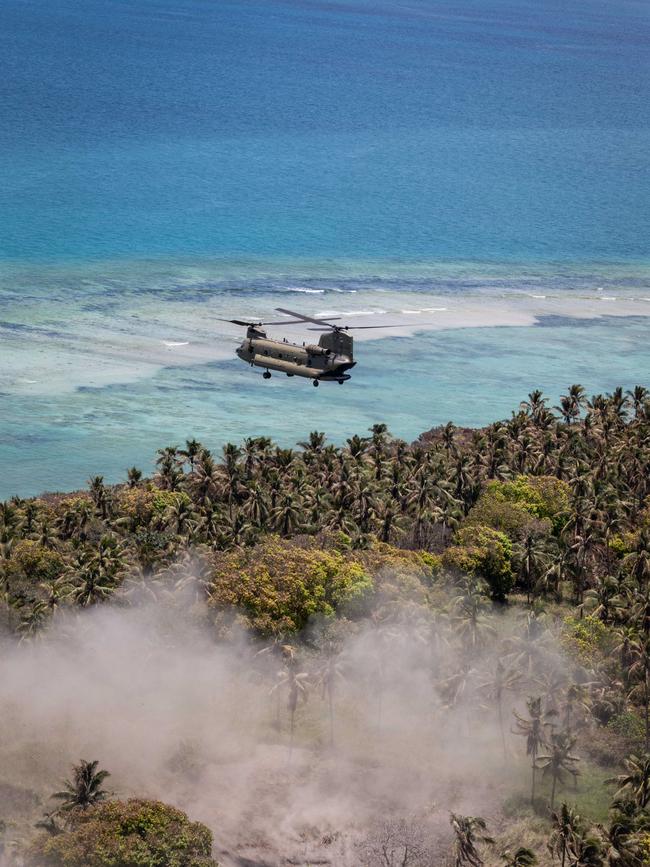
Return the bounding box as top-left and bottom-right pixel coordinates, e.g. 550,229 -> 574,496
235,325 -> 355,387
222,307 -> 420,387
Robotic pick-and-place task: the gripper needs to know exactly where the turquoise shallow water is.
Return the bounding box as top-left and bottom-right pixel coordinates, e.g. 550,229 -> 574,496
1,0 -> 649,496
1,259 -> 649,498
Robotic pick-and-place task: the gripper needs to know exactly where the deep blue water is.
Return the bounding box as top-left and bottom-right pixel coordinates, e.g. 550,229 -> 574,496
1,0 -> 649,261
1,0 -> 649,497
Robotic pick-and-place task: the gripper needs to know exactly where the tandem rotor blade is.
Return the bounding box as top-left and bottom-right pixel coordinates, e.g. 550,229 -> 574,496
217,317 -> 304,327
261,319 -> 307,325
275,307 -> 342,328
307,323 -> 425,330
217,318 -> 258,326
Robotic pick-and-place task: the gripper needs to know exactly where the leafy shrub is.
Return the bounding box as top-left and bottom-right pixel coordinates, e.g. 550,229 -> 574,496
465,476 -> 569,536
208,536 -> 372,635
360,542 -> 441,581
25,798 -> 217,867
442,524 -> 514,602
562,615 -> 609,664
3,541 -> 66,589
54,495 -> 92,513
118,488 -> 190,524
151,489 -> 191,514
608,534 -> 631,557
607,710 -> 645,744
463,496 -> 535,539
338,542 -> 442,615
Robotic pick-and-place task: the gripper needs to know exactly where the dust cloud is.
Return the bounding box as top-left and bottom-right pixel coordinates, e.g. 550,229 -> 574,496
0,581 -> 563,866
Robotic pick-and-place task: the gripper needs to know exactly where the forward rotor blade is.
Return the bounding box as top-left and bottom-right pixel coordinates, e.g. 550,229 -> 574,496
275,307 -> 342,327
217,318 -> 256,326
217,317 -> 303,327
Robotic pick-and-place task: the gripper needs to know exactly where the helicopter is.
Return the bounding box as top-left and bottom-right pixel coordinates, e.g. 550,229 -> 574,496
219,307 -> 410,386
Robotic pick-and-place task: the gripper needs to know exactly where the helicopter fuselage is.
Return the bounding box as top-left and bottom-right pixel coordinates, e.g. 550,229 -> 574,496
236,326 -> 356,384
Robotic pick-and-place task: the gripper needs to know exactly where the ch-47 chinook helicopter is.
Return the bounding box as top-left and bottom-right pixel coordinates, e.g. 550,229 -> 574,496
220,307 -> 410,386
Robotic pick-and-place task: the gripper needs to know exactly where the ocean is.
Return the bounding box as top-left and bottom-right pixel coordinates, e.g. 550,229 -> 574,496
1,0 -> 649,497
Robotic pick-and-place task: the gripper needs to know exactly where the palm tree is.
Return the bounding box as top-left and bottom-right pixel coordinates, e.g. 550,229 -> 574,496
298,430 -> 326,454
441,420 -> 456,453
270,652 -> 309,759
626,386 -> 648,419
521,389 -> 549,426
557,385 -> 586,424
549,803 -> 604,866
514,529 -> 554,604
535,670 -> 569,720
166,498 -> 197,536
450,813 -> 493,867
536,731 -> 580,809
315,641 -> 346,747
17,599 -> 50,640
556,396 -> 580,426
548,804 -> 579,867
505,612 -> 551,680
88,475 -> 110,519
583,576 -> 625,625
126,466 -> 142,488
244,485 -> 270,530
626,635 -> 650,751
51,760 -> 110,813
608,754 -> 650,810
562,683 -> 593,736
479,658 -> 520,756
513,696 -> 551,805
67,549 -> 118,606
22,501 -> 39,534
155,453 -> 183,491
451,580 -> 496,654
624,530 -> 650,585
599,800 -> 648,866
179,438 -> 203,472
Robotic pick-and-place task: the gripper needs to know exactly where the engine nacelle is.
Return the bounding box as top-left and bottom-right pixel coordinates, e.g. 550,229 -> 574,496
318,330 -> 353,360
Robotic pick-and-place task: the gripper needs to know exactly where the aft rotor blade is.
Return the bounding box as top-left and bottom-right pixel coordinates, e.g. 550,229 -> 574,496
275,307 -> 342,328
307,323 -> 424,331
261,319 -> 306,325
347,323 -> 425,329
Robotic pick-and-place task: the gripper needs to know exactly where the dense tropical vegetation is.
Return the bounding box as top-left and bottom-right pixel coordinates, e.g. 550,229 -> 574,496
1,384 -> 650,864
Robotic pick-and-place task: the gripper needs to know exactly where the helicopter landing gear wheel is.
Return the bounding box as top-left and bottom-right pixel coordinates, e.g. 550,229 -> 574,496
338,379 -> 344,384
312,379 -> 319,387
263,371 -> 271,379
